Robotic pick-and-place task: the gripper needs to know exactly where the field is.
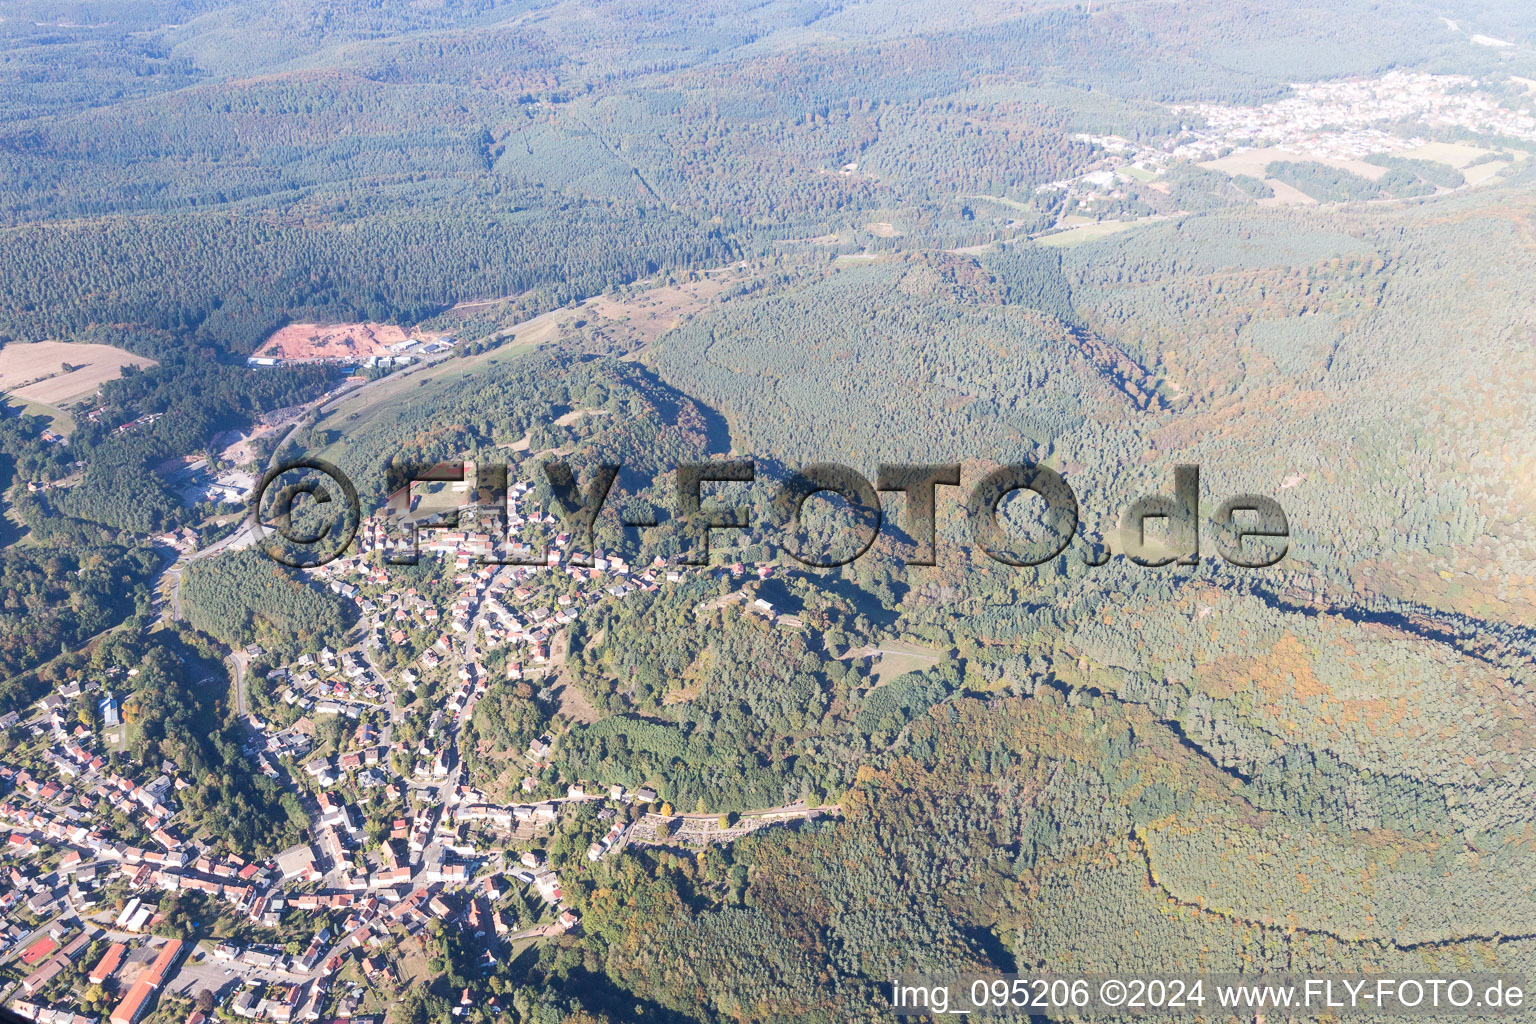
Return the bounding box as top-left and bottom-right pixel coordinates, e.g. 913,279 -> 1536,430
1035,219 -> 1148,247
1201,146 -> 1388,181
0,341 -> 156,407
862,639 -> 945,687
1261,179 -> 1320,205
1395,141 -> 1525,185
1463,158 -> 1518,185
1199,146 -> 1397,208
9,397 -> 75,435
1397,141 -> 1498,167
1199,142 -> 1521,198
960,193 -> 1034,212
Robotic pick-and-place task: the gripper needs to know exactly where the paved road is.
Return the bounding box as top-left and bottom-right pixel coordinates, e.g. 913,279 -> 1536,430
156,311 -> 560,626
228,651 -> 249,717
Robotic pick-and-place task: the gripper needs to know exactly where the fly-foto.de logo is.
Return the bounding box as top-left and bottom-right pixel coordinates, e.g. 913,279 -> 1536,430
251,459 -> 1288,571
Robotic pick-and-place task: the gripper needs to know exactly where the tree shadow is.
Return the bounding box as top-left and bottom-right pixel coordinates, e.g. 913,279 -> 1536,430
559,965 -> 709,1024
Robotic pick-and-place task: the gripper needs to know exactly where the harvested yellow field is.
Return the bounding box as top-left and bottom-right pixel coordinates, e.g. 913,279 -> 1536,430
0,341 -> 156,406
1394,141 -> 1497,168
1462,159 -> 1514,186
1260,179 -> 1320,206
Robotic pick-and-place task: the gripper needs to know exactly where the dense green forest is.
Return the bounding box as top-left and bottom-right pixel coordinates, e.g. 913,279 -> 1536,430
0,542 -> 155,684
324,350 -> 722,507
0,400 -> 160,696
48,355 -> 332,532
0,0 -> 1532,352
181,549 -> 354,656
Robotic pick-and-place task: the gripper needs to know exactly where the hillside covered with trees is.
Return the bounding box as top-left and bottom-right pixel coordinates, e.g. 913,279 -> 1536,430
7,0 -> 1536,1022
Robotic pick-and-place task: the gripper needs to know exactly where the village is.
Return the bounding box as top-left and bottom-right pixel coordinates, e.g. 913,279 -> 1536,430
1033,70 -> 1536,227
10,58 -> 1520,1024
0,460 -> 830,1024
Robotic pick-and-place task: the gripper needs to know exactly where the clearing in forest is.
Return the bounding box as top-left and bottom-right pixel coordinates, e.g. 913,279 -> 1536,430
255,322 -> 436,361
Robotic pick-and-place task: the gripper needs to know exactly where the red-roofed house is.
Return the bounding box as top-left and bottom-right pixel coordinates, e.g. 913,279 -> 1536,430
90,942 -> 126,984
145,938 -> 184,985
110,977 -> 156,1024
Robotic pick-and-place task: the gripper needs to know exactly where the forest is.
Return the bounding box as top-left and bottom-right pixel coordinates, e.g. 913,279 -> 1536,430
37,355 -> 334,535
181,550 -> 354,657
0,0 -> 1530,356
0,541 -> 155,693
0,400 -> 161,694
